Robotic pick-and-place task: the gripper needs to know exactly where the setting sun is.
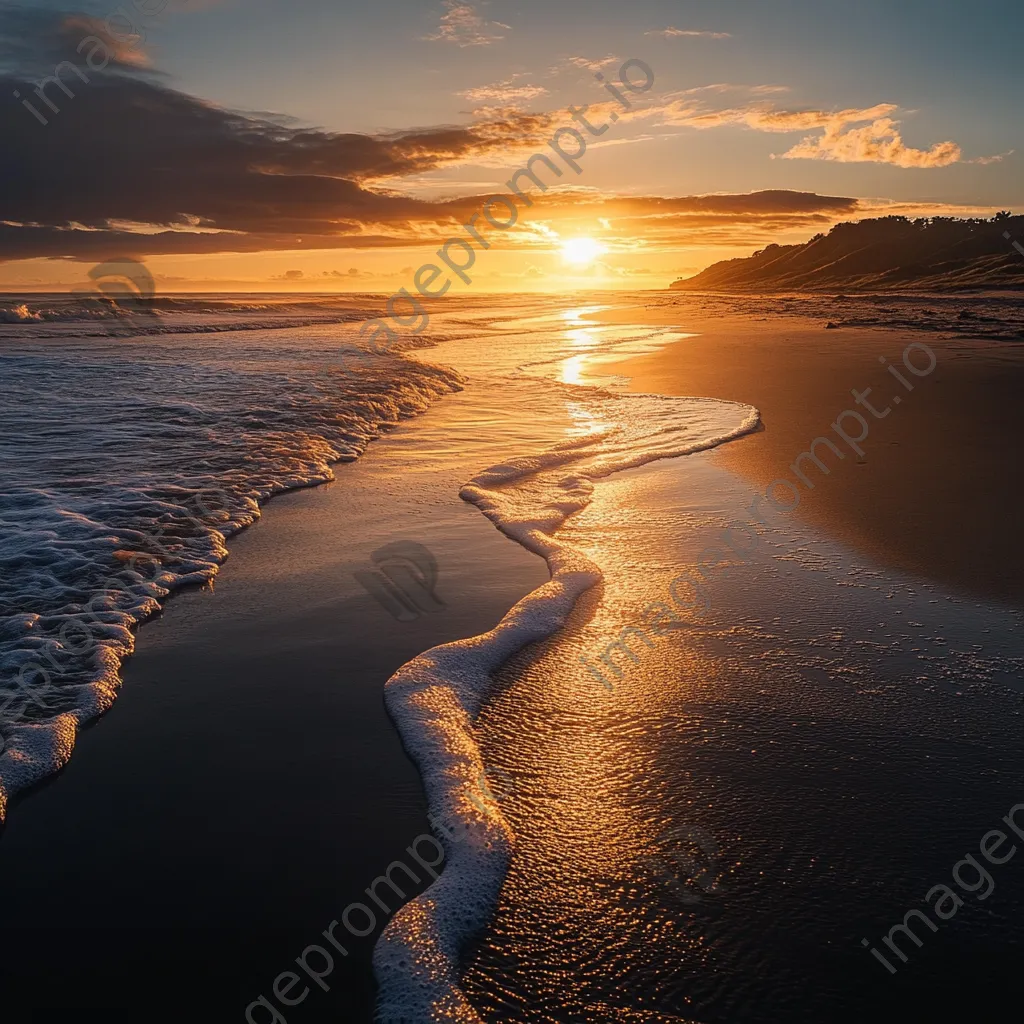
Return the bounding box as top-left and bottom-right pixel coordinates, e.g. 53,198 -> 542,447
560,237 -> 606,266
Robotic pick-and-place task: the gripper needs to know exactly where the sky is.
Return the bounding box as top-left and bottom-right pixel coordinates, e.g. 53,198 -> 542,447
1,0 -> 1021,291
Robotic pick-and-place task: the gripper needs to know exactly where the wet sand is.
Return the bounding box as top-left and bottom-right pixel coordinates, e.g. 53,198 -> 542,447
465,448 -> 1024,1024
598,303 -> 1024,605
0,390 -> 549,1023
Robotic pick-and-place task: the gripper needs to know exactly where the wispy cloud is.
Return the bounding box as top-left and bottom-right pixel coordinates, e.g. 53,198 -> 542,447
658,102 -> 900,131
61,14 -> 152,68
662,83 -> 791,100
0,4 -> 155,75
565,54 -> 621,72
424,1 -> 509,47
459,78 -> 547,104
641,99 -> 967,169
646,27 -> 732,39
970,150 -> 1014,166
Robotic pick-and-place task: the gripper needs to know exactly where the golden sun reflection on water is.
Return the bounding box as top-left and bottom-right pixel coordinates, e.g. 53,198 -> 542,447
559,313 -> 606,386
461,460 -> 745,1020
565,400 -> 613,437
561,305 -> 610,325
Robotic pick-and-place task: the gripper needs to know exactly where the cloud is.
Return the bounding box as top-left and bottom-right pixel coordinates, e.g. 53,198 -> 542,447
970,150 -> 1014,166
639,98 -> 967,169
646,27 -> 732,39
424,2 -> 509,47
779,116 -> 961,168
0,27 -> 987,267
0,3 -> 154,74
459,78 -> 547,104
60,14 -> 152,68
0,68 -> 573,260
658,101 -> 899,131
0,64 -> 875,263
564,55 -> 621,72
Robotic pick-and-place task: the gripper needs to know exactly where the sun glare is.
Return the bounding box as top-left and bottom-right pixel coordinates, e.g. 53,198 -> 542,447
560,237 -> 605,267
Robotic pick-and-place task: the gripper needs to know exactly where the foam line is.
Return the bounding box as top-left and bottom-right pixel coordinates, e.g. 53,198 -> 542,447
375,390 -> 760,1021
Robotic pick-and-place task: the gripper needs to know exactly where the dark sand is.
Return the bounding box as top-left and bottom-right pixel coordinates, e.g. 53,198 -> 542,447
0,398 -> 548,1023
599,305 -> 1024,605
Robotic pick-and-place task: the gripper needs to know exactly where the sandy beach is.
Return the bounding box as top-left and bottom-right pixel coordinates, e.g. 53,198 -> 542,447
598,302 -> 1024,605
2,294 -> 1023,1024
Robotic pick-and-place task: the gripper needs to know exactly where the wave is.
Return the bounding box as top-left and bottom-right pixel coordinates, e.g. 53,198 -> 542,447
0,303 -> 44,323
0,294 -> 383,338
0,341 -> 464,822
374,389 -> 760,1021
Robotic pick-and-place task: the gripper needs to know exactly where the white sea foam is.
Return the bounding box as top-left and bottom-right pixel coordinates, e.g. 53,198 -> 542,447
0,311 -> 465,820
375,383 -> 759,1021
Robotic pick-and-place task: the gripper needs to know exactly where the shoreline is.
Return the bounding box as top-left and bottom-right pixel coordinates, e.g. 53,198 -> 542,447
597,304 -> 1024,606
5,293 -> 1023,1021
0,385 -> 552,1022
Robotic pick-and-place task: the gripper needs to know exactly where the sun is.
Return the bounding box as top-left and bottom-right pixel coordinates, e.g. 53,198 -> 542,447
560,237 -> 606,267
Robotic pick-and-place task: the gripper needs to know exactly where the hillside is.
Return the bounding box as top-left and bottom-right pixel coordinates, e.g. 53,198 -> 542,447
672,214 -> 1024,292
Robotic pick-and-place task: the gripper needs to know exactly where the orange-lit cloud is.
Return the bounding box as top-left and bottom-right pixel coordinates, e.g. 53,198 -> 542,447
424,1 -> 509,47
655,101 -> 899,131
971,150 -> 1014,165
780,117 -> 962,167
634,98 -> 971,169
459,78 -> 547,104
0,54 -> 999,269
564,55 -> 621,72
60,14 -> 151,67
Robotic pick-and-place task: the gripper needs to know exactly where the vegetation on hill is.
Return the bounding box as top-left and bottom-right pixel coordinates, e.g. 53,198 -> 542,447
672,213 -> 1024,292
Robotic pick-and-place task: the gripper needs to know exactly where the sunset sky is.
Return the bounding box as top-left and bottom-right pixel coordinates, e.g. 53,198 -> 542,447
2,0 -> 1021,291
